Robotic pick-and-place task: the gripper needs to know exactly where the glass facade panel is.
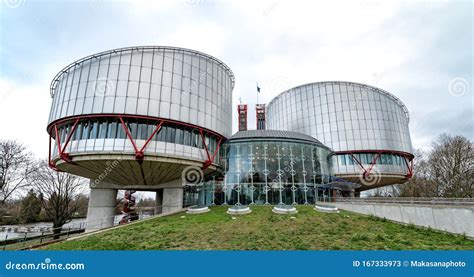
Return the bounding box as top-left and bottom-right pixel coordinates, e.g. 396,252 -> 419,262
183,136 -> 337,206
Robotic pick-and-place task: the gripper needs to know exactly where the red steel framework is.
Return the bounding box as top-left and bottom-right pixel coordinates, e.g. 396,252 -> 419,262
256,104 -> 266,130
334,150 -> 414,179
47,114 -> 225,171
237,104 -> 248,131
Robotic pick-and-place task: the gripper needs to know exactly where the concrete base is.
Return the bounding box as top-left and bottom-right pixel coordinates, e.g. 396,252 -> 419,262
155,189 -> 163,215
162,184 -> 183,214
272,205 -> 298,214
187,206 -> 210,214
227,205 -> 252,215
86,186 -> 118,232
314,204 -> 340,213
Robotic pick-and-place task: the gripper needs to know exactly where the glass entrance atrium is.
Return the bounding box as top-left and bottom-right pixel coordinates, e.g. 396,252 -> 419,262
184,130 -> 356,206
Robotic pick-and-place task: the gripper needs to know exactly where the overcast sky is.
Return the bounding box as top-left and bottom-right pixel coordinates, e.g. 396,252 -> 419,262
0,0 -> 472,159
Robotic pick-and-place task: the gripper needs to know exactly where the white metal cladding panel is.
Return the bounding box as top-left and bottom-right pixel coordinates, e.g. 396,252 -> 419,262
267,82 -> 413,153
49,48 -> 233,138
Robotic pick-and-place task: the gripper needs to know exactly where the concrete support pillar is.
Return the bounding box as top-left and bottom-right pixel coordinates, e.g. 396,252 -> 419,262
349,190 -> 355,198
331,190 -> 337,202
155,189 -> 163,215
86,187 -> 118,232
162,187 -> 183,214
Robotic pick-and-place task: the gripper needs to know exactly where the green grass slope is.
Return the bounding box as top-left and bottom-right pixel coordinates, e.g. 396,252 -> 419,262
46,206 -> 474,250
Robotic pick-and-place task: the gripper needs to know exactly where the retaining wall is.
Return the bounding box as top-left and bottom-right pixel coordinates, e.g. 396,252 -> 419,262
332,202 -> 474,237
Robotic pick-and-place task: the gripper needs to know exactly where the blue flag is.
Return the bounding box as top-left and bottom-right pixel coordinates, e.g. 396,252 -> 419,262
257,84 -> 261,93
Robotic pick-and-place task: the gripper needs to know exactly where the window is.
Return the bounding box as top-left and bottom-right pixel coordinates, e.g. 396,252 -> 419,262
165,126 -> 175,143
116,121 -> 126,139
98,121 -> 108,139
380,154 -> 388,164
183,128 -> 191,146
339,155 -> 346,166
138,123 -> 148,140
361,153 -> 369,164
82,122 -> 90,140
345,154 -> 354,165
175,127 -> 183,145
90,121 -> 99,139
74,123 -> 83,140
156,125 -> 165,141
192,129 -> 201,148
387,154 -> 393,165
129,122 -> 138,139
107,122 -> 117,138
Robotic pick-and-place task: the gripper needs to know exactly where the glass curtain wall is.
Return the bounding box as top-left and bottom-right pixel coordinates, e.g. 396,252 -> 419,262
184,140 -> 334,206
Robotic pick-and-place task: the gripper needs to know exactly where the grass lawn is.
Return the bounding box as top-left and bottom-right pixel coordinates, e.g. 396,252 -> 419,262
46,206 -> 474,250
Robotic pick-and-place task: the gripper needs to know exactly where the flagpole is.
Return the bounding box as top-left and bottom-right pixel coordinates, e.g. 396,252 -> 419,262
256,82 -> 259,105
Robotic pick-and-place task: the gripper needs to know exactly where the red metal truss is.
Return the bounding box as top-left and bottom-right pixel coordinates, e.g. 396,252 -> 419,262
199,129 -> 223,169
47,114 -> 225,169
119,116 -> 163,162
348,152 -> 381,178
51,118 -> 80,166
335,150 -> 414,179
403,158 -> 414,178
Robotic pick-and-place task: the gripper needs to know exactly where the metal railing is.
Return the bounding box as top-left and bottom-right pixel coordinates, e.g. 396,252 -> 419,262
333,197 -> 474,206
0,204 -> 183,250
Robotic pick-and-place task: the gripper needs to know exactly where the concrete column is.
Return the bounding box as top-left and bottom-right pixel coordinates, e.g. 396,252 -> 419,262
162,187 -> 183,214
331,189 -> 337,202
349,190 -> 355,198
155,189 -> 163,215
86,187 -> 118,232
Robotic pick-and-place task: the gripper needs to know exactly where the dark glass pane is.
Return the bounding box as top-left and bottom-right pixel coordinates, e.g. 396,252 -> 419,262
129,122 -> 138,139
183,128 -> 191,146
340,155 -> 346,166
116,121 -> 126,139
82,122 -> 90,140
98,121 -> 108,139
107,122 -> 117,138
74,123 -> 83,140
156,125 -> 165,141
175,127 -> 183,145
166,126 -> 175,143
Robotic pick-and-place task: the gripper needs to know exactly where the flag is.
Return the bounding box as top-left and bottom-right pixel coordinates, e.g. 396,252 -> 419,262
257,83 -> 261,93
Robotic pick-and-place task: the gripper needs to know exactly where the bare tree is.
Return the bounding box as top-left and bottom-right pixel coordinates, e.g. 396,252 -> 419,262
29,160 -> 86,238
429,134 -> 473,198
0,140 -> 36,205
399,149 -> 439,197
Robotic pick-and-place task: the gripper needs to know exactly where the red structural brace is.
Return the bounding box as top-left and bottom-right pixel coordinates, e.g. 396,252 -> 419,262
118,116 -> 164,162
199,130 -> 223,170
48,114 -> 225,170
336,150 -> 414,179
